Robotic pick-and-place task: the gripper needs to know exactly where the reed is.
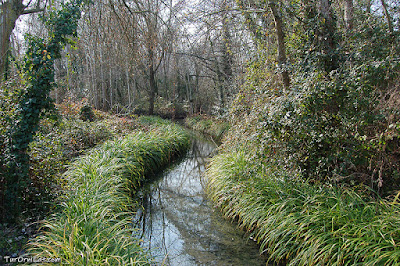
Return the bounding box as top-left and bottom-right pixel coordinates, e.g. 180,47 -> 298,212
207,150 -> 400,265
28,123 -> 190,265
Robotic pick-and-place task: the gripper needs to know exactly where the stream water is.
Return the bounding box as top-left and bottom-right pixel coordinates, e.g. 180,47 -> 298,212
134,134 -> 266,265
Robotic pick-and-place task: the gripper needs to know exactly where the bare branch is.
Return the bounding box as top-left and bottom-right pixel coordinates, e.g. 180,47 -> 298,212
21,7 -> 44,15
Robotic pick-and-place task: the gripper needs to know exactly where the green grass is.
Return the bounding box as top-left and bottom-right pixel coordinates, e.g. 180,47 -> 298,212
184,115 -> 229,142
137,115 -> 171,126
207,150 -> 400,265
28,123 -> 190,265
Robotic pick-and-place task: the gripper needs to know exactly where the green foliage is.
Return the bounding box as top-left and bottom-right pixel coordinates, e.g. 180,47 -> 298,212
210,4 -> 400,263
28,123 -> 190,264
28,118 -> 112,200
2,0 -> 89,222
1,104 -> 159,256
207,150 -> 400,265
137,115 -> 171,126
227,4 -> 400,193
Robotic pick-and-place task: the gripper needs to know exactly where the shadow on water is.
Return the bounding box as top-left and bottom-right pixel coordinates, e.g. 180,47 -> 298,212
134,133 -> 268,265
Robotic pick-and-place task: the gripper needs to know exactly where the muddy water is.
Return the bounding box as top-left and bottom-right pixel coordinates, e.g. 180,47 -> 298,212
135,135 -> 266,265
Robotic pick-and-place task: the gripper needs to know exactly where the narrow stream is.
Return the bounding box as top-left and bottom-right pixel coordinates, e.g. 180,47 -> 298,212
134,134 -> 266,265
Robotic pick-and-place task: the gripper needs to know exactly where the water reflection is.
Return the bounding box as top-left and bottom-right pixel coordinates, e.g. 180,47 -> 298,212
135,135 -> 266,265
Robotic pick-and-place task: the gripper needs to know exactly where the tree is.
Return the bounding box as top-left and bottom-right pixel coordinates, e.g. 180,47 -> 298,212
119,0 -> 172,115
0,0 -> 46,78
237,0 -> 290,90
3,0 -> 86,222
268,1 -> 290,89
344,0 -> 354,30
380,0 -> 393,33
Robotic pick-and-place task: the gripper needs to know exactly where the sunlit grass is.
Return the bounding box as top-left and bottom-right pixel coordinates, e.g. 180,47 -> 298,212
207,150 -> 400,265
28,123 -> 190,265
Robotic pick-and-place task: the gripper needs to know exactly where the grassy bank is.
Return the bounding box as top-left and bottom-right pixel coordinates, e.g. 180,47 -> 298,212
1,100 -> 141,257
207,150 -> 400,265
184,115 -> 229,142
28,122 -> 190,265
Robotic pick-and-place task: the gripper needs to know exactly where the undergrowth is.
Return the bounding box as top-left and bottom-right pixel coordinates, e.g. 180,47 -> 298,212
28,123 -> 190,264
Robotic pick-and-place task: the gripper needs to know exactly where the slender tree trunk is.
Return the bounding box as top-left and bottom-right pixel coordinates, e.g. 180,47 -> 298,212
100,43 -> 107,110
380,0 -> 393,34
222,6 -> 233,97
109,67 -> 113,109
344,0 -> 354,30
149,65 -> 156,115
366,0 -> 372,13
269,1 -> 290,90
126,67 -> 131,109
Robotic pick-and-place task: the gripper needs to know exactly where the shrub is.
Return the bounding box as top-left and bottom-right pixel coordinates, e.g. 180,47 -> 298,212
79,105 -> 95,121
227,19 -> 400,194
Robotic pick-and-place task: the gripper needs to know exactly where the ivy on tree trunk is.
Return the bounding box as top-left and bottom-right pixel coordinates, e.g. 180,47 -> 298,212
4,0 -> 89,223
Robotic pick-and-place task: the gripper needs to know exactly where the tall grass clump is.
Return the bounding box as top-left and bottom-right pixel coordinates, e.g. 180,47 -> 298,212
28,123 -> 190,264
207,150 -> 400,265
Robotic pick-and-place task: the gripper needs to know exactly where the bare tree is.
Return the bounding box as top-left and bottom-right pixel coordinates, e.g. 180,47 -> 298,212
269,1 -> 290,89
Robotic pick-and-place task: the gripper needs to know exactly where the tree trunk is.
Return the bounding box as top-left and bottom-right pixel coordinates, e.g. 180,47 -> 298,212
0,1 -> 23,78
344,0 -> 354,30
365,0 -> 372,13
380,0 -> 393,34
319,0 -> 338,73
100,43 -> 107,111
149,65 -> 157,115
222,7 -> 233,96
269,1 -> 290,90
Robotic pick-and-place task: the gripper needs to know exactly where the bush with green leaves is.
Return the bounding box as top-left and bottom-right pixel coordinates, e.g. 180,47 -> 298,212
28,118 -> 113,201
3,0 -> 89,222
227,9 -> 400,194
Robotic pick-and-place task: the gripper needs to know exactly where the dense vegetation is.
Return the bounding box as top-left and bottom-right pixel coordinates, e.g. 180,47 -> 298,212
0,97 -> 137,256
1,0 -> 89,223
1,0 -> 400,264
207,152 -> 400,265
225,1 -> 400,194
205,0 -> 400,264
28,121 -> 190,265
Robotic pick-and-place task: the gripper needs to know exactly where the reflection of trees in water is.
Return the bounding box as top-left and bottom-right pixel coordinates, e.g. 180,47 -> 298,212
135,137 -> 217,264
133,137 -> 264,265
